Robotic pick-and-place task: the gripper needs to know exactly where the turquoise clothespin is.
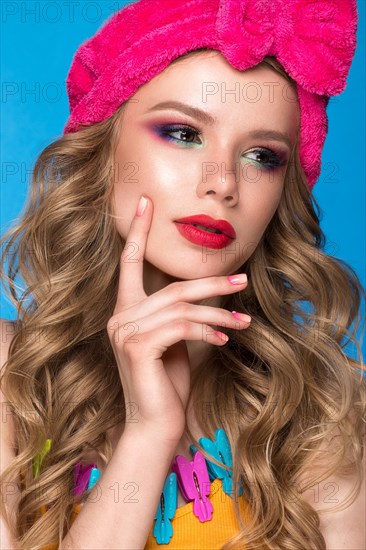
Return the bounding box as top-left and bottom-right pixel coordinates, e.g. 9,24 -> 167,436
33,438 -> 52,479
153,472 -> 177,544
190,428 -> 243,497
87,466 -> 101,490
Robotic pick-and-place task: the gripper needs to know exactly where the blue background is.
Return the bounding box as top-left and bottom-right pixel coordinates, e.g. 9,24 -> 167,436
1,1 -> 365,358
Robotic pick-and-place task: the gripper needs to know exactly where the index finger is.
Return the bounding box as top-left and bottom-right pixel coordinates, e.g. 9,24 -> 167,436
113,195 -> 153,313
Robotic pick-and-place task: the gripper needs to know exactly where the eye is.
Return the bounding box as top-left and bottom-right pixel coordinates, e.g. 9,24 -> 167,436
153,124 -> 202,146
243,148 -> 287,170
153,124 -> 287,170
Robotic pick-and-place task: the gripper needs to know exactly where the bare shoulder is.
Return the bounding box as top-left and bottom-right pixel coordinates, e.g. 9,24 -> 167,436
299,364 -> 366,550
302,455 -> 366,549
0,318 -> 20,549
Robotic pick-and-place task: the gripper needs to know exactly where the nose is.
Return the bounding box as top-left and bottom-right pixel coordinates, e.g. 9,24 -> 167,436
196,150 -> 240,205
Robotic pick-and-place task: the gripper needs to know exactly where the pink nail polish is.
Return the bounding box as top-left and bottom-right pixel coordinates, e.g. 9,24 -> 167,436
227,274 -> 247,285
231,311 -> 251,323
136,195 -> 147,217
214,330 -> 229,342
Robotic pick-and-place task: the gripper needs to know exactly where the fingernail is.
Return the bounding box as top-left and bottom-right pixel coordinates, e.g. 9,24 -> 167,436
214,330 -> 229,342
227,274 -> 247,285
136,195 -> 147,217
231,311 -> 251,323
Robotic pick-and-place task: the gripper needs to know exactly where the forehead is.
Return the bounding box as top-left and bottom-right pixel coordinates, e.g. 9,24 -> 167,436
123,50 -> 299,140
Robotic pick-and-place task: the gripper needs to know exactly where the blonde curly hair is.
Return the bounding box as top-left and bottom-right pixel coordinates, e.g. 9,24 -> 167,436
1,53 -> 365,549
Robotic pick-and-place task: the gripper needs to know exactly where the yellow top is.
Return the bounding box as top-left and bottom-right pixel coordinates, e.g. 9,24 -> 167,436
40,478 -> 251,549
144,477 -> 251,549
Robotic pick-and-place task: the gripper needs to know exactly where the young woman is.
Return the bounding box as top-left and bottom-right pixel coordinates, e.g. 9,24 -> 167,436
1,1 -> 365,549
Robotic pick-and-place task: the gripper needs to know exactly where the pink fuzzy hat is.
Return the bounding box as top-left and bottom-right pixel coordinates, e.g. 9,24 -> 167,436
63,0 -> 358,190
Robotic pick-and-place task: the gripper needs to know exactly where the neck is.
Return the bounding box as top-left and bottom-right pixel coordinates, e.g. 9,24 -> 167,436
142,258 -> 180,296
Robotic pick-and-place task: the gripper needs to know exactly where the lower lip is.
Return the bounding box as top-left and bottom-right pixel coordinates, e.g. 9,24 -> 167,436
174,222 -> 234,249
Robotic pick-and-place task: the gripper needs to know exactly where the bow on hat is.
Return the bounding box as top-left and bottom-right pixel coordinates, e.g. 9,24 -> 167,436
216,0 -> 357,96
63,0 -> 358,189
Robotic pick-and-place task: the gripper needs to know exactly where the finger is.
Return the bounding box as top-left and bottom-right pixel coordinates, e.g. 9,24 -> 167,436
113,303 -> 251,339
122,319 -> 230,363
114,195 -> 153,312
116,273 -> 248,320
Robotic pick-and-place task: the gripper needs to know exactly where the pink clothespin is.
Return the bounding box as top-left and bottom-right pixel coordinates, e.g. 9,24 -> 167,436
172,450 -> 213,522
73,462 -> 97,497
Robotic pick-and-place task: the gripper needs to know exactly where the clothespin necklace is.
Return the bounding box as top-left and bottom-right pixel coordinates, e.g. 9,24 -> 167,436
34,427 -> 242,546
153,427 -> 243,544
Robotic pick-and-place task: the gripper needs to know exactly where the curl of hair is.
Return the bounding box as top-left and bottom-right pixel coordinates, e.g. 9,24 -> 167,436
1,53 -> 365,550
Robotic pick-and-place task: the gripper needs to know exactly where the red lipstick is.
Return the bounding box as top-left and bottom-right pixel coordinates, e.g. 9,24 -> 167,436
174,214 -> 236,249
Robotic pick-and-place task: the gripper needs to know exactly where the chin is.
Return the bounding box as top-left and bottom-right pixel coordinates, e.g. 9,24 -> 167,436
147,258 -> 229,282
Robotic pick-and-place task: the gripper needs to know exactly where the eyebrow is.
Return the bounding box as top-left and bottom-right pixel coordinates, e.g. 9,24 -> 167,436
146,100 -> 293,149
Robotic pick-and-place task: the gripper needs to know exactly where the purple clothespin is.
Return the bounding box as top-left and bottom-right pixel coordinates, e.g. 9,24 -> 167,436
172,450 -> 213,522
73,462 -> 97,497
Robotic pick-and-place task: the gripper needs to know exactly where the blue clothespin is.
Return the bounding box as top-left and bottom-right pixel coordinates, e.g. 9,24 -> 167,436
190,428 -> 243,497
87,467 -> 101,490
153,472 -> 177,544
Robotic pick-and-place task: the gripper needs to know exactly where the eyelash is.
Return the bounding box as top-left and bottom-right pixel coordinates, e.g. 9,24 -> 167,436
154,124 -> 287,170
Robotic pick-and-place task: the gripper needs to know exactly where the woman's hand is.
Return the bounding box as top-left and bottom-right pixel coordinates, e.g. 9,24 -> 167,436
107,195 -> 250,445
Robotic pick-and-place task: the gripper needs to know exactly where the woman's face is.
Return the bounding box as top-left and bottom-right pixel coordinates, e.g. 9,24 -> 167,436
112,51 -> 299,284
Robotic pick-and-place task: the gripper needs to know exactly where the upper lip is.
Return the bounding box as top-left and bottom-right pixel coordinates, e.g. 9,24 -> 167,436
174,215 -> 236,239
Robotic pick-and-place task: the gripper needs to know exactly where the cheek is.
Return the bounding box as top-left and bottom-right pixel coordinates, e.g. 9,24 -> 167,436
111,175 -> 138,241
261,191 -> 282,226
243,184 -> 283,235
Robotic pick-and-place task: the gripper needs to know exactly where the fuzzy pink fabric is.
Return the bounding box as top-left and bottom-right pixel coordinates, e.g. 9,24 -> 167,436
63,0 -> 358,190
